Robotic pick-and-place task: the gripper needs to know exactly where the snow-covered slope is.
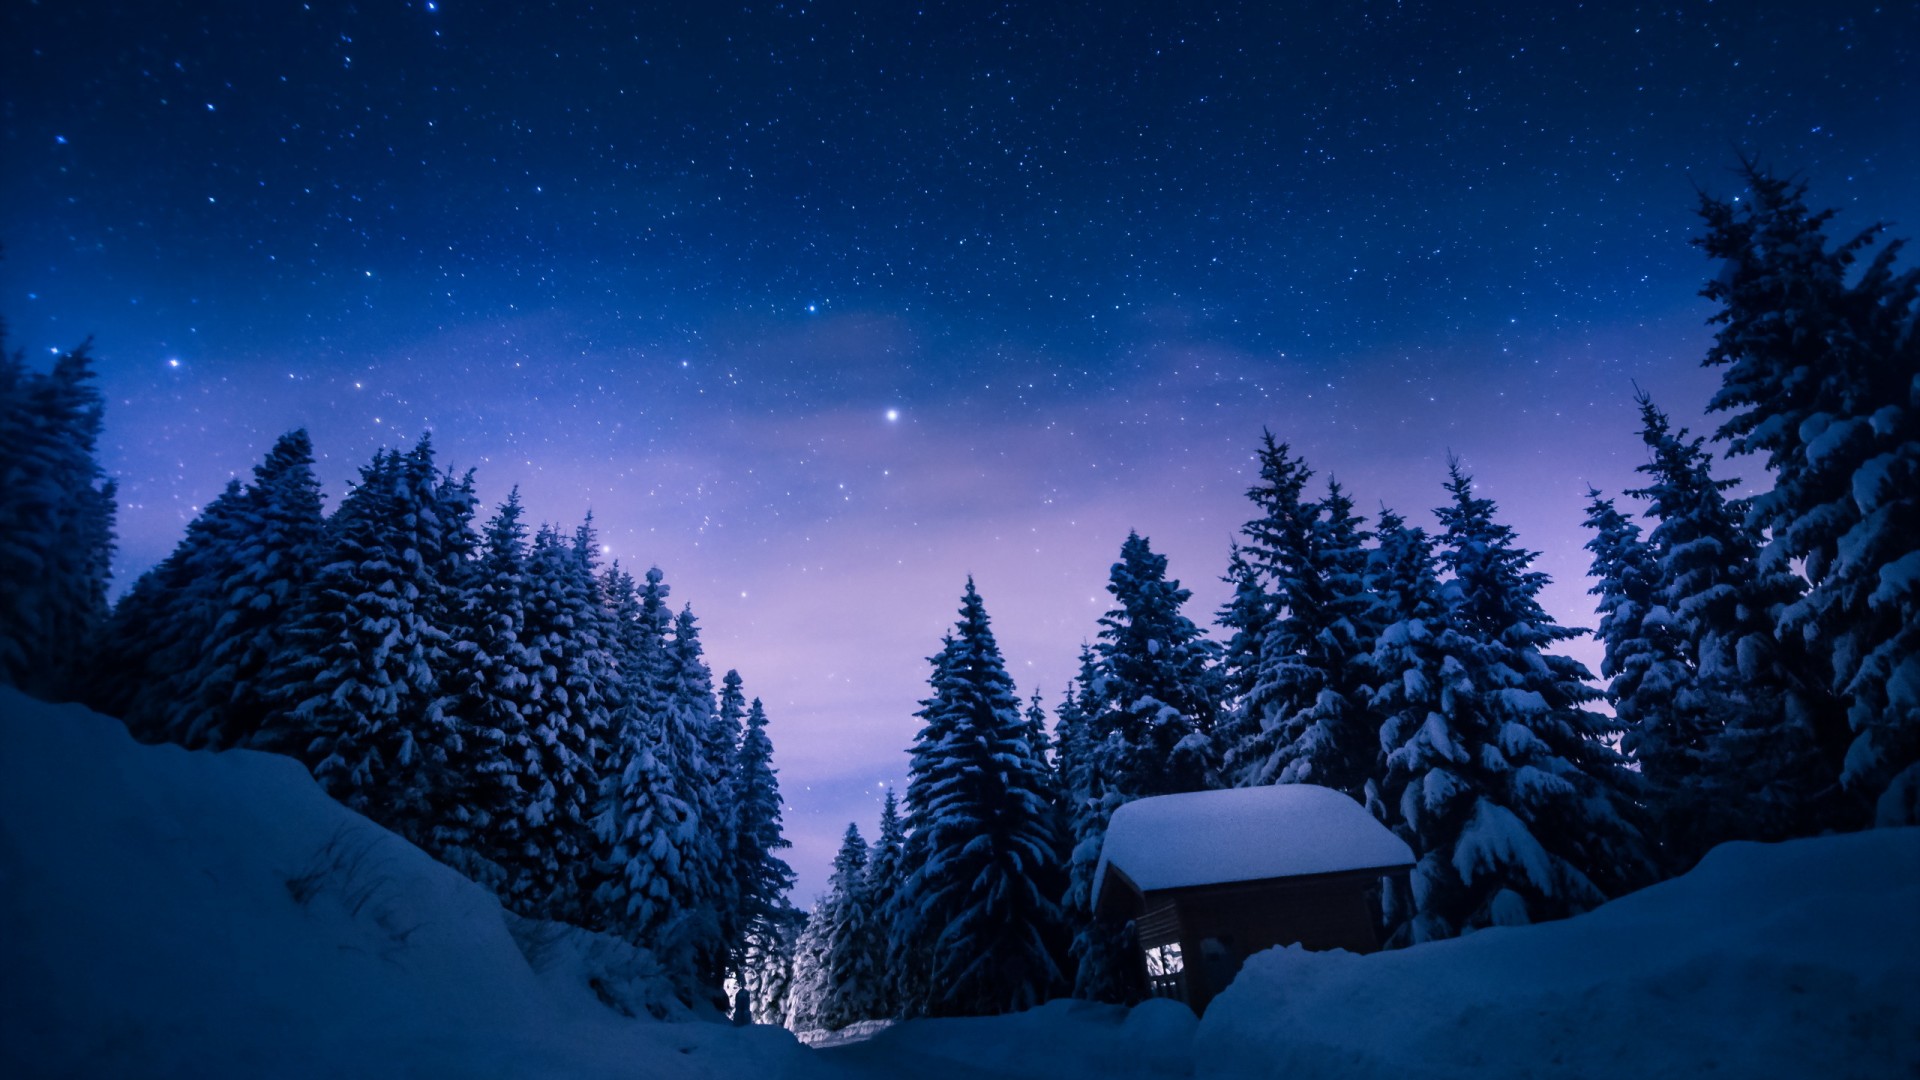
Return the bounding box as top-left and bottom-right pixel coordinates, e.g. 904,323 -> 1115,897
1199,825 -> 1920,1079
6,687 -> 1916,1079
0,689 -> 826,1079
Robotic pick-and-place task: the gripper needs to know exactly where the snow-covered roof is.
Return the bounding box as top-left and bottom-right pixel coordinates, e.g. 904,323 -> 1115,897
1094,785 -> 1413,905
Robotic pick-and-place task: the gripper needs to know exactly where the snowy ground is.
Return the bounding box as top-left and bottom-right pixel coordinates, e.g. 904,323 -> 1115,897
4,687 -> 1916,1078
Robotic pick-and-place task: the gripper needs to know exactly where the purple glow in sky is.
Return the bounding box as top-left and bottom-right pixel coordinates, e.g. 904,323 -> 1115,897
5,1 -> 1917,898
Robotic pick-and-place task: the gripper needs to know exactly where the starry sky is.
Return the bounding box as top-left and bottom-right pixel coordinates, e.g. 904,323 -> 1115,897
5,0 -> 1917,900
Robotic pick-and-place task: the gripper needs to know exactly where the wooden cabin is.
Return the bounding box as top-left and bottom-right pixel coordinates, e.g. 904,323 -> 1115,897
1093,784 -> 1414,1014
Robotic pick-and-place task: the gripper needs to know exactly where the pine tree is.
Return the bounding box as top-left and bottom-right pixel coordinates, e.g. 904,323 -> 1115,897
0,335 -> 116,699
820,824 -> 884,1029
745,907 -> 804,1026
439,489 -> 539,892
1580,488 -> 1695,811
185,430 -> 328,750
784,907 -> 833,1032
1054,646 -> 1139,1004
91,479 -> 250,742
1696,163 -> 1919,824
662,603 -> 731,989
894,579 -> 1068,1017
1245,478 -> 1384,798
510,521 -> 613,922
1218,433 -> 1317,784
1090,531 -> 1219,797
1374,465 -> 1650,944
729,692 -> 798,990
1625,394 -> 1839,857
260,440 -> 460,841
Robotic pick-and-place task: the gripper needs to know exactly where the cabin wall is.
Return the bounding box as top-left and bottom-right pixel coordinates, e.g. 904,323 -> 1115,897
1170,876 -> 1382,1013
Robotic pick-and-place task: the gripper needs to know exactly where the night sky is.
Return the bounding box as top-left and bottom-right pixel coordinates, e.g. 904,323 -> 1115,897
5,0 -> 1917,900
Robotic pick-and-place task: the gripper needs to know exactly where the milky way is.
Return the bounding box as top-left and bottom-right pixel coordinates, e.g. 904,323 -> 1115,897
5,1 -> 1917,897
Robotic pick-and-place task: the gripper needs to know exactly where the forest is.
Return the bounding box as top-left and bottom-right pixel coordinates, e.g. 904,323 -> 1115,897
2,164 -> 1915,1034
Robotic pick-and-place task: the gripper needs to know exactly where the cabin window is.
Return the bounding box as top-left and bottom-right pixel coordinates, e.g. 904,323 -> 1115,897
1143,942 -> 1185,1001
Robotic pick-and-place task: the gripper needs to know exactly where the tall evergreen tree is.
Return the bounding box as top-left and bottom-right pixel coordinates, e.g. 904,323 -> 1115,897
439,489 -> 538,892
0,336 -> 116,699
819,824 -> 884,1029
91,479 -> 250,742
1625,395 -> 1838,857
1218,433 -> 1317,784
511,521 -> 613,922
729,692 -> 798,989
1374,465 -> 1650,944
1054,646 -> 1139,1005
1244,478 -> 1384,798
260,440 -> 460,842
894,580 -> 1068,1017
1695,163 -> 1919,824
1090,531 -> 1219,797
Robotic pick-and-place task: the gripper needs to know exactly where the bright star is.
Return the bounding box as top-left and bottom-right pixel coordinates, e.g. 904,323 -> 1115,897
886,408 -> 899,422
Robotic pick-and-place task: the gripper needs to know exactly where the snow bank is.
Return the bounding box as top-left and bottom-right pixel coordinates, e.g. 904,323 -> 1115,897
1198,827 -> 1920,1079
0,690 -> 827,1079
1095,784 -> 1412,903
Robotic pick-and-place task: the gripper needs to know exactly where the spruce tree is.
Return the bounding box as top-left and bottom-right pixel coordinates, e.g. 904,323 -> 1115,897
1374,466 -> 1650,943
1055,646 -> 1139,1004
91,479 -> 250,742
439,490 -> 539,892
820,824 -> 883,1029
862,788 -> 907,1014
730,692 -> 798,989
662,603 -> 731,988
1625,395 -> 1837,857
260,441 -> 460,841
512,521 -> 613,922
1218,433 -> 1317,784
0,336 -> 116,699
185,430 -> 327,750
1696,163 -> 1919,824
1245,478 -> 1384,798
1090,531 -> 1219,796
894,579 -> 1068,1017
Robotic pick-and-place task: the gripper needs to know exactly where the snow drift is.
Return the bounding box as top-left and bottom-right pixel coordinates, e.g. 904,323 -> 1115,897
0,689 -> 824,1079
1199,825 -> 1920,1079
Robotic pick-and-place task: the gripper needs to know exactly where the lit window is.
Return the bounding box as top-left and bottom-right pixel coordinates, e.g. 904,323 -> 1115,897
1143,942 -> 1185,1000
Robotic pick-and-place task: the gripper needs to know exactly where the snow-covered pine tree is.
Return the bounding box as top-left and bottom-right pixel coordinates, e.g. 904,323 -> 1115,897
745,907 -> 805,1026
1217,433 -> 1318,783
662,603 -> 732,990
894,579 -> 1068,1017
0,336 -> 116,699
1243,478 -> 1384,798
437,489 -> 539,893
862,788 -> 907,1018
1090,531 -> 1220,798
820,823 -> 884,1029
1371,468 -> 1650,945
259,439 -> 460,842
1695,163 -> 1920,825
1359,508 -> 1447,938
783,906 -> 832,1033
183,430 -> 328,750
90,479 -> 249,742
1372,462 -> 1650,942
510,521 -> 614,923
1054,645 -> 1140,1004
729,691 -> 798,996
1625,394 -> 1839,858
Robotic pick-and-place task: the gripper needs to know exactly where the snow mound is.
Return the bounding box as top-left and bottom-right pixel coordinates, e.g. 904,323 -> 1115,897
1198,827 -> 1920,1079
1096,784 -> 1412,903
0,689 -> 827,1079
